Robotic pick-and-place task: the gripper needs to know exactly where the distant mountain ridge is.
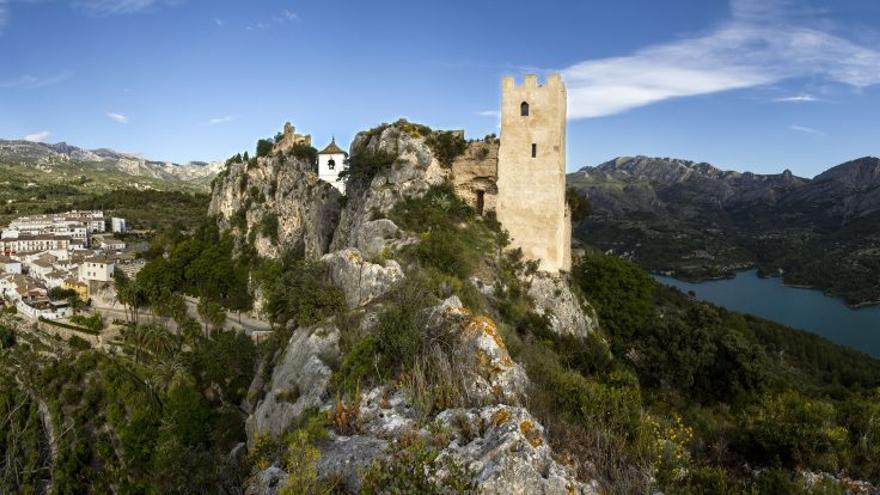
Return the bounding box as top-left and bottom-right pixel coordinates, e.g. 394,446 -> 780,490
0,139 -> 222,184
567,155 -> 880,305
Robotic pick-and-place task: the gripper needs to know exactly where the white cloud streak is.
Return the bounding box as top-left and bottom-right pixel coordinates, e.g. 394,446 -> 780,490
0,71 -> 73,89
208,115 -> 234,125
23,130 -> 50,142
477,110 -> 500,117
75,0 -> 183,16
106,112 -> 129,123
774,95 -> 819,103
790,124 -> 826,136
562,0 -> 880,119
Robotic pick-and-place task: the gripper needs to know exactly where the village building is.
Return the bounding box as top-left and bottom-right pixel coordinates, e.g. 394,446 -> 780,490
78,256 -> 115,283
0,255 -> 22,274
317,138 -> 348,194
111,217 -> 128,233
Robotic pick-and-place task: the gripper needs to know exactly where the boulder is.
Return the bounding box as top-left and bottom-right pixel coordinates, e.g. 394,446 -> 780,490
436,406 -> 598,495
244,465 -> 288,495
429,297 -> 528,404
331,123 -> 448,251
316,435 -> 387,492
246,324 -> 339,445
527,272 -> 599,338
355,218 -> 401,255
322,248 -> 405,309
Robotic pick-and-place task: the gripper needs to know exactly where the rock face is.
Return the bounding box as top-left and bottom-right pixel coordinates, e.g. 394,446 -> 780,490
527,273 -> 599,338
452,139 -> 499,215
435,405 -> 597,495
209,153 -> 342,259
428,297 -> 528,404
331,124 -> 447,251
246,324 -> 339,445
321,248 -> 405,309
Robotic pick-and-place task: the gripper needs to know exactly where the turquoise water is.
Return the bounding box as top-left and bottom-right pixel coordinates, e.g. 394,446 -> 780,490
654,270 -> 880,358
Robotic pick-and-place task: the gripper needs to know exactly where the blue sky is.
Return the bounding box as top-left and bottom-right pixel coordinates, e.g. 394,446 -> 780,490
1,0 -> 879,177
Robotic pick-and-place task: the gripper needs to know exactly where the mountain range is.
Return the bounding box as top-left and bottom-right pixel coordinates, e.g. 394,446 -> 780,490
567,155 -> 880,305
0,139 -> 222,187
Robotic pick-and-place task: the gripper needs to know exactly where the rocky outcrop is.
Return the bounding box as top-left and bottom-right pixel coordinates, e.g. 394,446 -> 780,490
452,139 -> 499,214
209,153 -> 341,258
527,273 -> 599,338
435,405 -> 598,495
429,297 -> 528,404
331,123 -> 447,251
321,248 -> 405,309
246,324 -> 339,445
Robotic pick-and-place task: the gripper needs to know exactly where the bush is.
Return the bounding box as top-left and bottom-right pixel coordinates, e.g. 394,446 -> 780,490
332,283 -> 432,394
259,213 -> 279,243
289,143 -> 317,164
426,131 -> 467,167
572,254 -> 656,353
263,258 -> 345,328
256,138 -> 274,158
566,187 -> 592,222
340,149 -> 398,187
740,390 -> 849,471
360,434 -> 476,494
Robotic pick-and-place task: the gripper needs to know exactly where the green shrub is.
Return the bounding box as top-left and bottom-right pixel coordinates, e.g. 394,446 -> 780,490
332,283 -> 432,394
426,131 -> 467,167
740,390 -> 849,472
263,258 -> 345,328
256,138 -> 274,158
360,434 -> 476,494
339,149 -> 398,187
572,254 -> 656,353
289,143 -> 317,164
259,213 -> 279,243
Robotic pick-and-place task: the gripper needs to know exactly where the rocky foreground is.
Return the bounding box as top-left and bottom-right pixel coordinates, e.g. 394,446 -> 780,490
209,122 -> 603,493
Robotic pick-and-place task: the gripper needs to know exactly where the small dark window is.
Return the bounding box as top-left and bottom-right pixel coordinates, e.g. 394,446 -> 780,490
328,158 -> 335,171
520,101 -> 529,116
531,143 -> 537,158
476,190 -> 485,215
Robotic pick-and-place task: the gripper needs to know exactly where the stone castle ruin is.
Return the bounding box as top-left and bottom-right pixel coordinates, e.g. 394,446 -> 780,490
452,74 -> 571,272
281,73 -> 571,273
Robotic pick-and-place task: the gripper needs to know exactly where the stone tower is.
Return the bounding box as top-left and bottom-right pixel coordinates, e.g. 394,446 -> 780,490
496,74 -> 571,272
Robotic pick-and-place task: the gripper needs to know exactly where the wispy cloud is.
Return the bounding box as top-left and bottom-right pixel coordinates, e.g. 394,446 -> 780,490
23,130 -> 51,142
790,124 -> 826,136
774,95 -> 819,103
208,115 -> 234,125
213,17 -> 224,27
106,112 -> 129,123
0,71 -> 73,89
247,8 -> 299,30
562,0 -> 880,119
477,110 -> 500,117
75,0 -> 183,16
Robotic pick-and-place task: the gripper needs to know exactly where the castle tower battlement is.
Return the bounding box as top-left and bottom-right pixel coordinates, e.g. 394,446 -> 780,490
496,74 -> 571,272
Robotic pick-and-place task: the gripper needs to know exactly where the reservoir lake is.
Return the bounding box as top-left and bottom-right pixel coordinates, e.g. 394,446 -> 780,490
654,270 -> 880,358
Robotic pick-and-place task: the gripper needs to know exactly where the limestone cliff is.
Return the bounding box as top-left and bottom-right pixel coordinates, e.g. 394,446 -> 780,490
208,152 -> 341,258
217,121 -> 601,494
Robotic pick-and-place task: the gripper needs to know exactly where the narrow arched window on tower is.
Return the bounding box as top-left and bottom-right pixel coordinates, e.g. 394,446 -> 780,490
328,158 -> 336,171
531,143 -> 537,158
521,101 -> 529,116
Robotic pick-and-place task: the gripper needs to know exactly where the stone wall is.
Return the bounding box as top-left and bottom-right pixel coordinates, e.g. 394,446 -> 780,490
451,139 -> 499,215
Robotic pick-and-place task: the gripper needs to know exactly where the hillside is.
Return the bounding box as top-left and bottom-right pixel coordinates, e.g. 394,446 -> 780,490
0,139 -> 221,194
1,123 -> 879,494
568,155 -> 880,305
0,139 -> 218,228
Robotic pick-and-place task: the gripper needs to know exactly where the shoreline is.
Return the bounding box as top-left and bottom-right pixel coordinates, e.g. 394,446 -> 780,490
656,268 -> 880,310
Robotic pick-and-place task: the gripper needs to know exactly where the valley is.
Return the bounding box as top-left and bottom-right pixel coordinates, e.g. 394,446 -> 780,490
569,155 -> 880,306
